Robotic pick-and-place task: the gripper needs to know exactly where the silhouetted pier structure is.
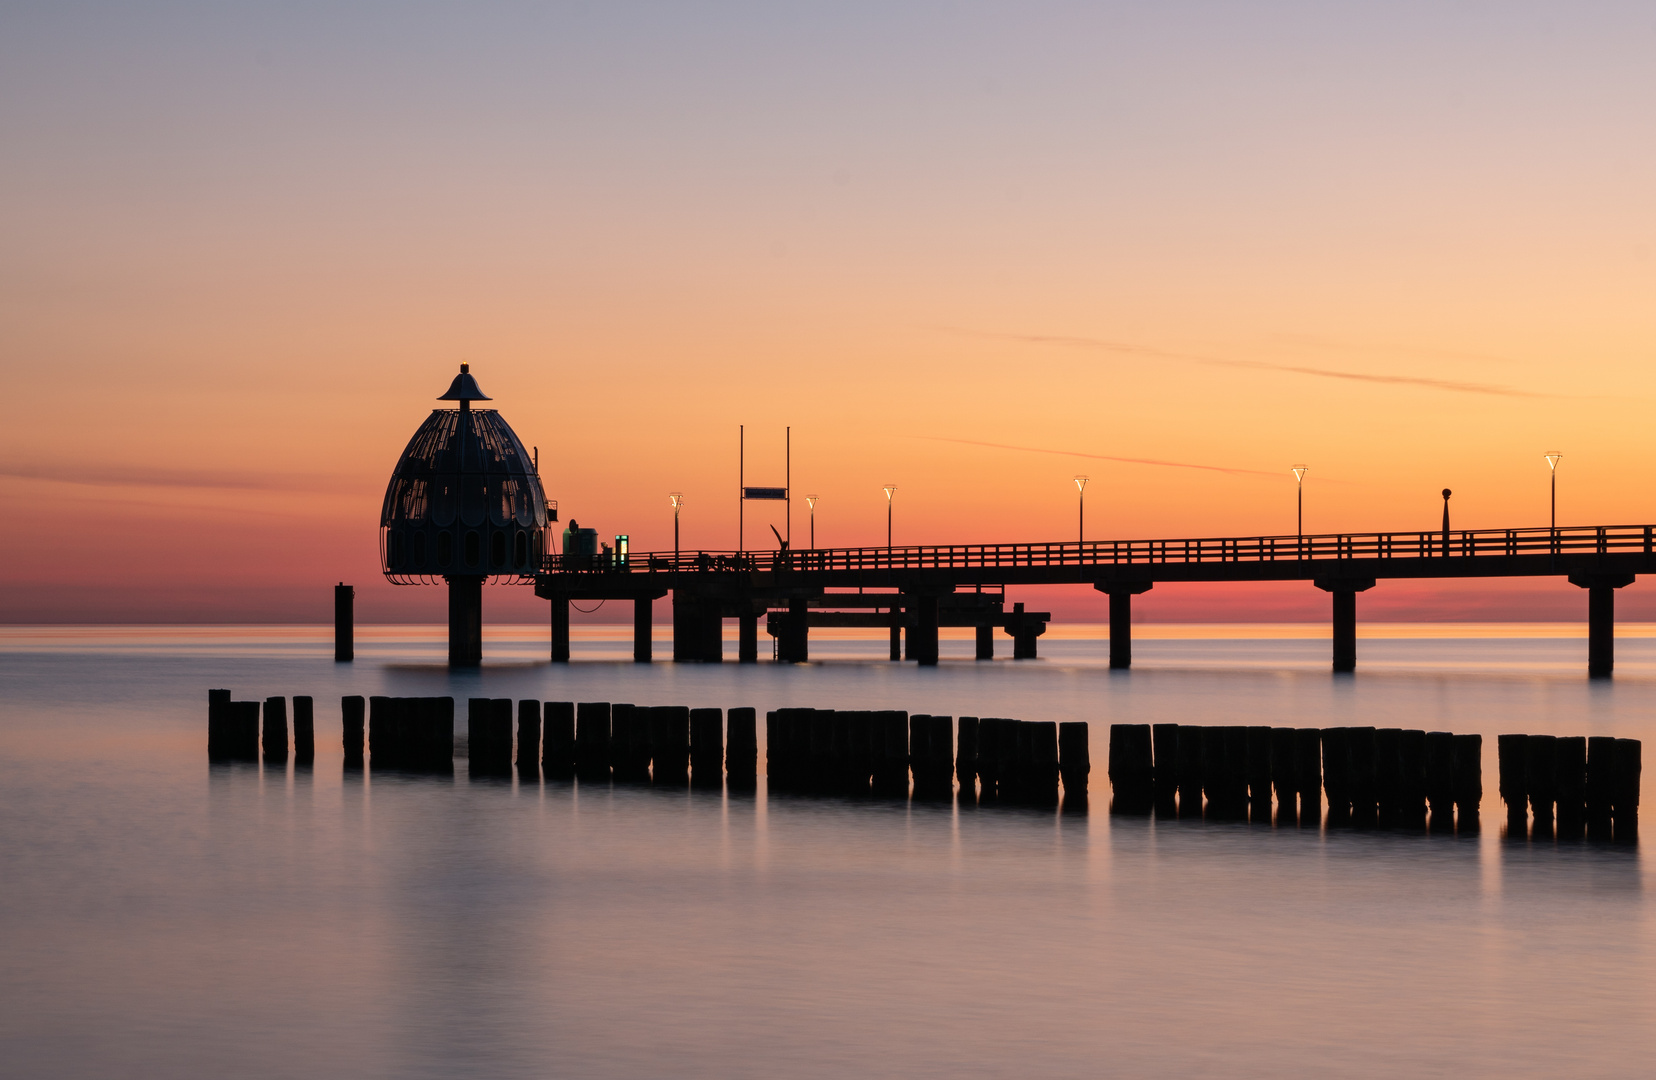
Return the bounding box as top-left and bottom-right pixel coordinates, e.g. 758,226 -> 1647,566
537,524 -> 1654,675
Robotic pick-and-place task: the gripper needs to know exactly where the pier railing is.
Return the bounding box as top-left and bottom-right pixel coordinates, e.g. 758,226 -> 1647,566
540,524 -> 1656,576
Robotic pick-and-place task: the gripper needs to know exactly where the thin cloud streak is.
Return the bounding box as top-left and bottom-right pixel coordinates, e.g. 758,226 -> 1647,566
953,329 -> 1540,397
0,462 -> 351,493
906,435 -> 1282,477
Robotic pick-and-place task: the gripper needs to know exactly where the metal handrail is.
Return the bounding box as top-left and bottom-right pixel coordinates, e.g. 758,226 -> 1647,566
539,524 -> 1656,576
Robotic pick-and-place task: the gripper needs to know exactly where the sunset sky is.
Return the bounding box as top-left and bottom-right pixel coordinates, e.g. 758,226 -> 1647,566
2,2 -> 1653,624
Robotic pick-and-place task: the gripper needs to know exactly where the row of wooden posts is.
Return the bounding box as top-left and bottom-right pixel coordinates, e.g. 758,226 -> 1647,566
206,690 -> 315,764
1107,723 -> 1642,838
1107,723 -> 1485,826
766,710 -> 1090,805
1497,734 -> 1641,841
205,692 -> 1640,838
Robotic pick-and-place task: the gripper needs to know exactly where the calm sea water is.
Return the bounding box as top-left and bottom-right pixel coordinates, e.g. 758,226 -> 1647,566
3,625 -> 1654,1079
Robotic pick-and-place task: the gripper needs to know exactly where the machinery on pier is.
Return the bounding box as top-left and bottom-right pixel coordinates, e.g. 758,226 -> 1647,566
380,364 -> 553,665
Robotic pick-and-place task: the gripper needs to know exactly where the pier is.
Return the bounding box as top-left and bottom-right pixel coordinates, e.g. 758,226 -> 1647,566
536,522 -> 1654,675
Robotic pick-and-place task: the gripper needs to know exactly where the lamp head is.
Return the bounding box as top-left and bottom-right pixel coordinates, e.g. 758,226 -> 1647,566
1442,488 -> 1452,500
1073,475 -> 1089,492
1545,451 -> 1562,471
1292,465 -> 1308,483
669,492 -> 684,510
806,494 -> 819,510
883,485 -> 896,501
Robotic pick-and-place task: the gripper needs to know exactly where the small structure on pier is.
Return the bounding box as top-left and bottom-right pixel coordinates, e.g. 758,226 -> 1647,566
381,364 -> 552,666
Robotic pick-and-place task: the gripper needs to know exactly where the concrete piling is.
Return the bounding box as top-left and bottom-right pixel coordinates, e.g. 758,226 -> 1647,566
263,697 -> 288,765
293,696 -> 314,765
690,708 -> 724,788
517,700 -> 542,779
727,707 -> 757,790
543,702 -> 575,779
342,695 -> 365,766
575,702 -> 612,781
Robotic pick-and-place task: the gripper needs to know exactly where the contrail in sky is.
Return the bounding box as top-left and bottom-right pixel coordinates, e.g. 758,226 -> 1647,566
952,330 -> 1540,397
906,435 -> 1282,477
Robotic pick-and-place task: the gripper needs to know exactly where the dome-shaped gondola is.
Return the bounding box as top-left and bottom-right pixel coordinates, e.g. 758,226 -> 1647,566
380,364 -> 550,584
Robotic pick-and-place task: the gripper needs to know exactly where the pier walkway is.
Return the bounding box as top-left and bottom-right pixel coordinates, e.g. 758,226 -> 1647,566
535,523 -> 1656,675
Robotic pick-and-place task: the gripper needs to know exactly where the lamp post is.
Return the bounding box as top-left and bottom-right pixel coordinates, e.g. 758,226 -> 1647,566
1441,488 -> 1452,557
883,485 -> 896,551
1545,452 -> 1562,530
669,492 -> 683,560
1073,476 -> 1089,547
1292,465 -> 1307,552
806,494 -> 819,549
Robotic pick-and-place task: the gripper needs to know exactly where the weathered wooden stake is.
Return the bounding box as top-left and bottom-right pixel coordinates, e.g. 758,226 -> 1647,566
1424,731 -> 1455,831
1451,732 -> 1480,833
263,697 -> 288,765
293,696 -> 314,765
342,695 -> 365,766
1527,734 -> 1558,839
575,702 -> 612,781
727,707 -> 757,790
690,707 -> 724,788
1108,723 -> 1154,814
208,689 -> 232,761
1554,735 -> 1586,838
517,700 -> 542,778
1059,721 -> 1089,811
1497,733 -> 1529,835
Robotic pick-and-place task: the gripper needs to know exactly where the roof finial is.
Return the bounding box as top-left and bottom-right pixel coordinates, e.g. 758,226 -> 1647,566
438,364 -> 491,406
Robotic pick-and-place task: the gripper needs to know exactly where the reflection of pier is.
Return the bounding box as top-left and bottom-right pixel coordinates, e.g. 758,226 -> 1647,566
537,525 -> 1654,675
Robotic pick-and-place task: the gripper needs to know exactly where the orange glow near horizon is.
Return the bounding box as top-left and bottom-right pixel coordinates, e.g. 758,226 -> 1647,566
2,5 -> 1652,624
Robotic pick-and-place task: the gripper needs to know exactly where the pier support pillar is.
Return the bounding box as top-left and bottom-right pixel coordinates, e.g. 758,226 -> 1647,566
976,623 -> 994,660
673,592 -> 724,662
549,595 -> 570,662
633,597 -> 653,663
906,594 -> 940,665
334,583 -> 354,662
738,610 -> 758,663
1315,578 -> 1376,674
1570,573 -> 1635,678
447,575 -> 484,667
889,621 -> 902,661
777,598 -> 809,663
1093,581 -> 1153,669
